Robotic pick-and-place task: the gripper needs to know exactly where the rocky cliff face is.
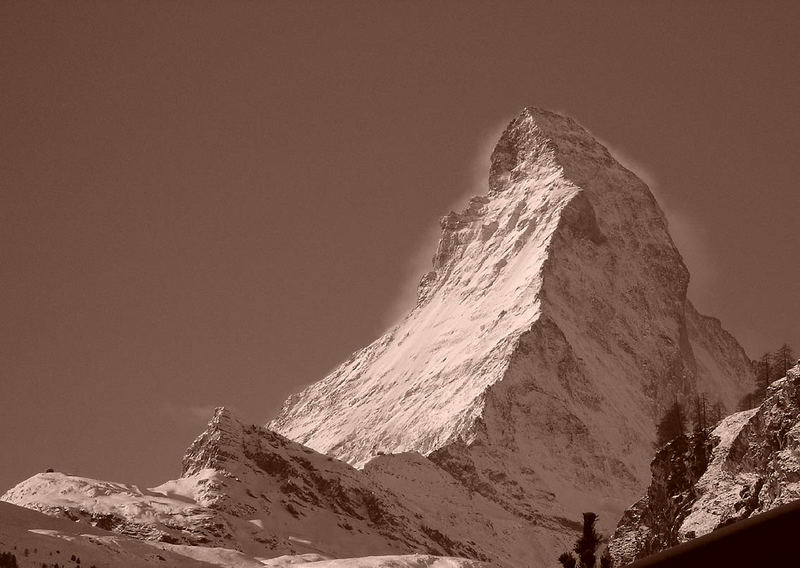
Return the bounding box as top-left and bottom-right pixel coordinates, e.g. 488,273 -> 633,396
610,363 -> 800,565
269,107 -> 754,535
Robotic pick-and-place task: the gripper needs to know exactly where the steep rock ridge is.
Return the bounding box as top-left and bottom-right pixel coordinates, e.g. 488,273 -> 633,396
3,409 -> 494,564
179,410 -> 560,566
609,363 -> 800,565
269,107 -> 754,534
176,408 -> 493,561
684,301 -> 756,407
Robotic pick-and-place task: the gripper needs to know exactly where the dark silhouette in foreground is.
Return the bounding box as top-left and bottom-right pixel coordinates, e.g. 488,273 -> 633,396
558,512 -> 612,568
625,498 -> 800,567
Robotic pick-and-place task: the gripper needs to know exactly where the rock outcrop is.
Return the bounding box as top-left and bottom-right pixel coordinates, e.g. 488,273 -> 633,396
610,363 -> 800,565
269,107 -> 754,539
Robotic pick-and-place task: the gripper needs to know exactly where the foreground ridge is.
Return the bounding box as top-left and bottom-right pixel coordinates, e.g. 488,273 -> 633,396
610,362 -> 800,565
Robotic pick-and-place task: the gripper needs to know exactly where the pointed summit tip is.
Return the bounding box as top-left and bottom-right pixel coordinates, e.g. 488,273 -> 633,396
212,406 -> 230,418
489,106 -> 611,192
182,406 -> 245,476
207,406 -> 233,424
501,106 -> 585,140
205,406 -> 240,431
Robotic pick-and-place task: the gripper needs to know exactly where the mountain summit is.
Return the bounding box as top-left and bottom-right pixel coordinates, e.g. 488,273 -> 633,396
270,107 -> 754,528
2,108 -> 758,567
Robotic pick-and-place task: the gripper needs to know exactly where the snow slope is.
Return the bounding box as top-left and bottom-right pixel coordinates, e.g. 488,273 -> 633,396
0,500 -> 256,568
269,107 -> 754,543
0,500 -> 483,568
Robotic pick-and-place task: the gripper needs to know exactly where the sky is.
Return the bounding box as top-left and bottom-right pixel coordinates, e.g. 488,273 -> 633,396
1,1 -> 798,492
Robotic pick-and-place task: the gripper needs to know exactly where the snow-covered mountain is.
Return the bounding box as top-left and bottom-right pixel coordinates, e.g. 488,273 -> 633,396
269,107 -> 754,534
2,408 -> 490,567
3,409 -> 481,560
2,107 -> 757,567
609,362 -> 800,565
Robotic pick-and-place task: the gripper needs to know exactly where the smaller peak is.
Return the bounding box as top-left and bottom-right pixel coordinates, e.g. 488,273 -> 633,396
210,406 -> 233,422
182,407 -> 246,477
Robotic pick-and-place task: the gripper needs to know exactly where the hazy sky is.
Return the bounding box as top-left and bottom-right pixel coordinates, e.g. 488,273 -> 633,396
2,1 -> 798,492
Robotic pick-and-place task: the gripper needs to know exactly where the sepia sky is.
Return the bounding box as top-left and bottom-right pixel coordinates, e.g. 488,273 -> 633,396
2,1 -> 799,492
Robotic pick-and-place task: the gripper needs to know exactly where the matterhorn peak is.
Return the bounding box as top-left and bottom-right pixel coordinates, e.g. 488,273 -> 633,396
269,107 -> 754,538
1,107 -> 762,568
488,107 -> 612,193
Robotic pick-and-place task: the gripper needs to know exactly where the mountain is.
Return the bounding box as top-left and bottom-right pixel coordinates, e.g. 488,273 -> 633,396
2,408 -> 488,567
269,107 -> 754,534
609,362 -> 800,565
2,406 -> 569,567
2,107 -> 756,567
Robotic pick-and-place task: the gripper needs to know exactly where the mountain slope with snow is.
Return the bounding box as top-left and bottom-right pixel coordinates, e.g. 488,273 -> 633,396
0,500 -> 262,568
270,108 -> 754,537
0,501 -> 482,568
3,409 -> 500,565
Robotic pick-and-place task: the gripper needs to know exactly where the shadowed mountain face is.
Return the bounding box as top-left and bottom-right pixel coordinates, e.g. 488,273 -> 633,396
1,108 -> 756,567
270,107 -> 754,531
